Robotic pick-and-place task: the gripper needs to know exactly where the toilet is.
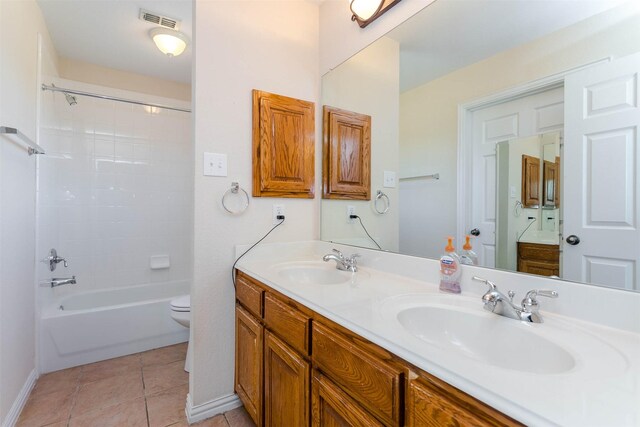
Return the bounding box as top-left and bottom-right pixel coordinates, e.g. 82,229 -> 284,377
170,294 -> 192,372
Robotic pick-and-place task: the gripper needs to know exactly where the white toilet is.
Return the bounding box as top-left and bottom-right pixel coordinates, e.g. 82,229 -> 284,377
170,294 -> 192,372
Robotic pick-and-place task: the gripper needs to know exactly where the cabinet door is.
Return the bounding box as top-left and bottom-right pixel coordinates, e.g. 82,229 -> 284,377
264,331 -> 310,427
235,305 -> 263,427
252,90 -> 315,198
521,154 -> 540,207
312,371 -> 384,427
322,106 -> 371,200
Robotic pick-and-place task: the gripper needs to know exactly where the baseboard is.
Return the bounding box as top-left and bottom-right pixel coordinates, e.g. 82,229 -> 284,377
185,392 -> 242,424
2,369 -> 38,427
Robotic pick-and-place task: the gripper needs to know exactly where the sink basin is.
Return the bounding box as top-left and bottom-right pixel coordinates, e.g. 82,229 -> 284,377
398,306 -> 576,374
277,264 -> 353,285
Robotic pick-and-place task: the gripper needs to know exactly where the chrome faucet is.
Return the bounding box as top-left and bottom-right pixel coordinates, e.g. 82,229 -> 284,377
323,249 -> 360,273
41,276 -> 76,288
472,276 -> 558,323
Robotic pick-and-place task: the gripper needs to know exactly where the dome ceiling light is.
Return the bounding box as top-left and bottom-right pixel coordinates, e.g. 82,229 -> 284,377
149,27 -> 189,57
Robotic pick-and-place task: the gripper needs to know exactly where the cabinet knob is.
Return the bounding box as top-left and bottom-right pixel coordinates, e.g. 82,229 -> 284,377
470,228 -> 480,236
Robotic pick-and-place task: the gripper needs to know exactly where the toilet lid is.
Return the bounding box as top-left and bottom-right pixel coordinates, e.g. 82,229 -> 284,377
170,294 -> 190,312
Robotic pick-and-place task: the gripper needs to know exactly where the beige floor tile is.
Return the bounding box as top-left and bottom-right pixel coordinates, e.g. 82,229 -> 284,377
146,383 -> 188,427
41,422 -> 69,427
80,354 -> 141,384
68,397 -> 147,427
140,343 -> 187,367
224,407 -> 255,427
16,388 -> 75,427
72,372 -> 144,417
143,360 -> 188,395
167,414 -> 229,427
32,367 -> 82,398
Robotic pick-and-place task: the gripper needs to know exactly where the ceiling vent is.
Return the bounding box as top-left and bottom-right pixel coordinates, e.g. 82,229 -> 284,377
139,9 -> 180,30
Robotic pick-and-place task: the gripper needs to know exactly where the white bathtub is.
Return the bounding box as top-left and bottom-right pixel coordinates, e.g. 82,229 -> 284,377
39,280 -> 190,373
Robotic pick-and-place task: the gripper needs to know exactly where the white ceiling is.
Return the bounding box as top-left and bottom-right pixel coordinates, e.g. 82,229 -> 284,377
37,0 -> 192,84
387,0 -> 625,92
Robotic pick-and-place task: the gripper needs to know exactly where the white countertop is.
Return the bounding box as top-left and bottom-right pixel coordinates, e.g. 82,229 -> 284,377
236,241 -> 640,427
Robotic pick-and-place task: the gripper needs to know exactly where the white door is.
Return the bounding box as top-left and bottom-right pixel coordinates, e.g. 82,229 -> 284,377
469,88 -> 564,267
563,53 -> 640,291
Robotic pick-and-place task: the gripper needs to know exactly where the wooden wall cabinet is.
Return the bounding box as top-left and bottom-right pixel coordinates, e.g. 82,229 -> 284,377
253,90 -> 315,198
517,242 -> 560,277
322,106 -> 371,200
235,271 -> 522,427
543,157 -> 560,208
521,154 -> 540,208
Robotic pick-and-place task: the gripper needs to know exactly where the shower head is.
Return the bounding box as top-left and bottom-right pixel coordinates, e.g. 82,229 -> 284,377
64,92 -> 77,106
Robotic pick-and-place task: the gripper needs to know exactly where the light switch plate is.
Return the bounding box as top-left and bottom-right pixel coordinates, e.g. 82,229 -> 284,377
383,171 -> 396,188
203,152 -> 227,177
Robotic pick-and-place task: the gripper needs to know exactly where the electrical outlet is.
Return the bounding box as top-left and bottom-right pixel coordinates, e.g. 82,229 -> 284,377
272,204 -> 285,224
347,206 -> 356,223
383,171 -> 396,188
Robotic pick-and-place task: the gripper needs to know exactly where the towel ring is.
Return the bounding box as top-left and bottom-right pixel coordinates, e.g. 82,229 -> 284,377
374,190 -> 390,214
222,182 -> 249,214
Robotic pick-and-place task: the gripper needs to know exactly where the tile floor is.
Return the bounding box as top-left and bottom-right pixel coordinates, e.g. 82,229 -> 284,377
17,343 -> 255,427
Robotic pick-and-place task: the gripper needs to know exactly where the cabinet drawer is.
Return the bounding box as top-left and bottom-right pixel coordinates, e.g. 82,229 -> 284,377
312,323 -> 402,426
407,377 -> 520,427
264,293 -> 310,355
236,272 -> 264,318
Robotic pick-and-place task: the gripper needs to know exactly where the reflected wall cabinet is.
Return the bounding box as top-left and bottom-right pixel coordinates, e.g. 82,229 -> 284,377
252,90 -> 315,198
521,154 -> 540,208
322,106 -> 371,200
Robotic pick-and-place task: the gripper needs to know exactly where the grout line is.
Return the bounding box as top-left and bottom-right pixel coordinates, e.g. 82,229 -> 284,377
144,395 -> 151,427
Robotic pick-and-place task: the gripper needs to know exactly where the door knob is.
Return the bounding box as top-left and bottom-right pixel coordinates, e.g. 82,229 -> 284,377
470,228 -> 480,236
565,235 -> 580,245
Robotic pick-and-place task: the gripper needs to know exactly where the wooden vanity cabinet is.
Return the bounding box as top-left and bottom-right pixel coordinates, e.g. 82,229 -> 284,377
235,271 -> 311,427
517,242 -> 560,277
235,270 -> 522,427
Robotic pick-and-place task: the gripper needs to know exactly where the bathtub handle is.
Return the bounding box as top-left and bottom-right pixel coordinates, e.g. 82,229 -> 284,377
43,248 -> 68,271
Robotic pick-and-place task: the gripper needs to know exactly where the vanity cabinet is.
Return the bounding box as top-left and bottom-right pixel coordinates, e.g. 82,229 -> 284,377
234,270 -> 522,427
517,242 -> 560,277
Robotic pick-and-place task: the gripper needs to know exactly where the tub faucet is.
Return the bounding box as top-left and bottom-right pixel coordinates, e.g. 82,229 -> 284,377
472,276 -> 558,323
41,276 -> 76,288
323,249 -> 360,273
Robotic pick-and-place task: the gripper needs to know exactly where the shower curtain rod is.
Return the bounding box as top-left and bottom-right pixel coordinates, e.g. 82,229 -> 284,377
41,84 -> 192,113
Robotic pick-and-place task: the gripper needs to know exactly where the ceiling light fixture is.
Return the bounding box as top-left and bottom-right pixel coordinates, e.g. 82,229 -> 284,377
149,27 -> 189,57
350,0 -> 402,28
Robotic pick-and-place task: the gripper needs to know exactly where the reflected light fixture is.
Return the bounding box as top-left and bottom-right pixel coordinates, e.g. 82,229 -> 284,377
350,0 -> 402,28
149,27 -> 189,57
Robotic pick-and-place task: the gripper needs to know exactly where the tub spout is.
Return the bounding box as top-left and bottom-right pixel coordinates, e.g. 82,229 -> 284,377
41,276 -> 76,288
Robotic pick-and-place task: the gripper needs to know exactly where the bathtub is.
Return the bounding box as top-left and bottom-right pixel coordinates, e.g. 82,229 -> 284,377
39,280 -> 190,373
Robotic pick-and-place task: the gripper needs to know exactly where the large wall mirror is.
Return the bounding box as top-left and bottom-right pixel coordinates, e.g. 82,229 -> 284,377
321,0 -> 640,292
